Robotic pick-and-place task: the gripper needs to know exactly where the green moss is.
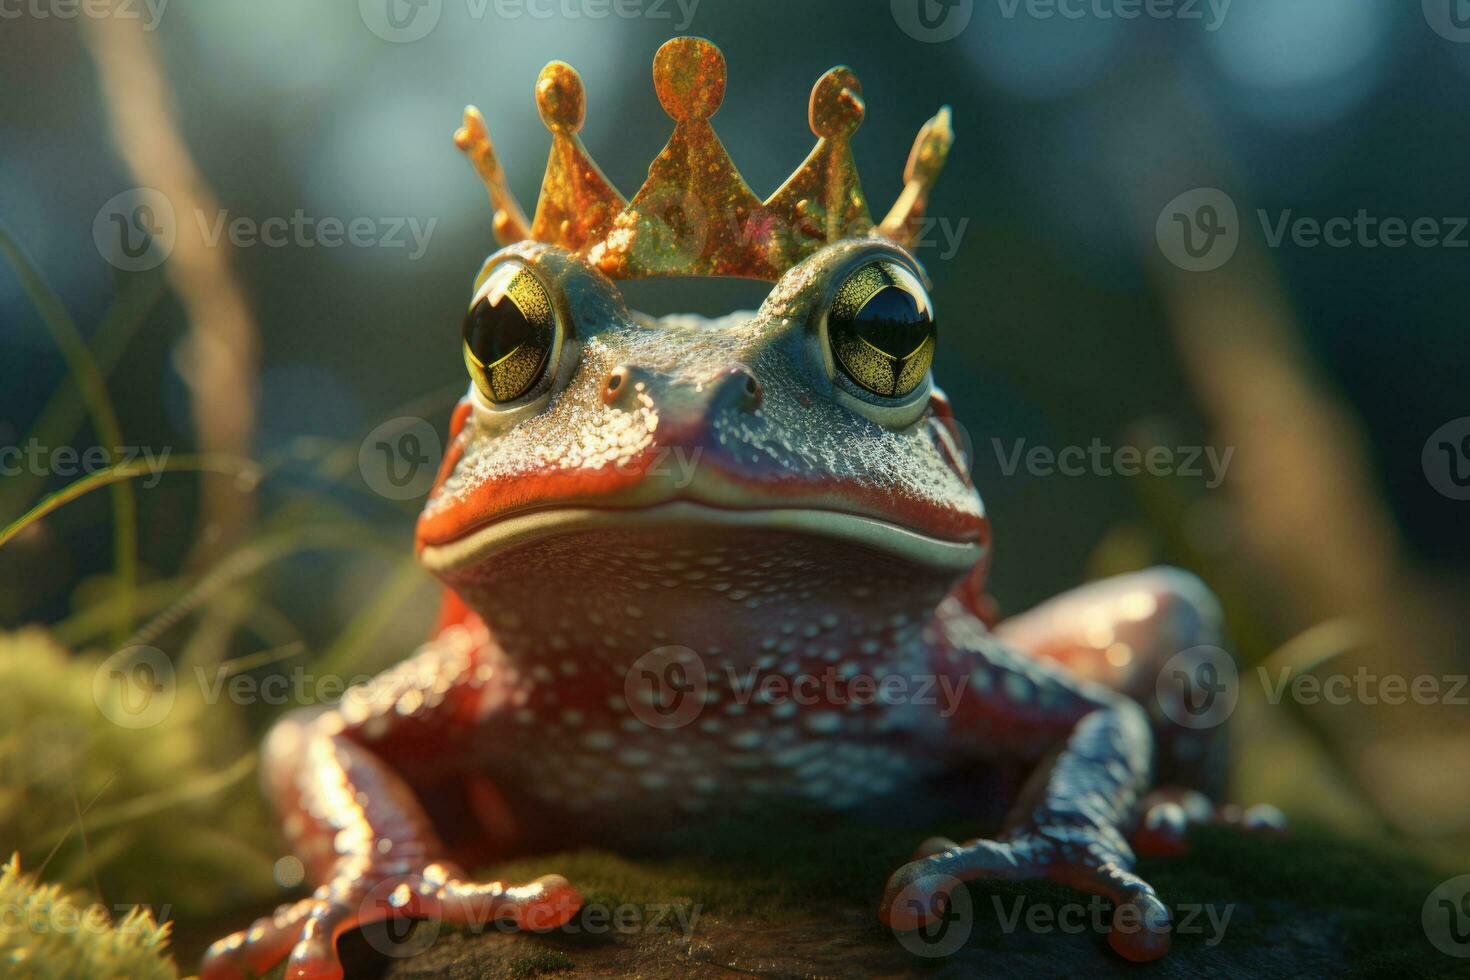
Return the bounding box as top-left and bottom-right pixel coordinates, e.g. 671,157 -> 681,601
475,814 -> 1469,978
0,628 -> 277,918
505,948 -> 574,977
0,855 -> 177,980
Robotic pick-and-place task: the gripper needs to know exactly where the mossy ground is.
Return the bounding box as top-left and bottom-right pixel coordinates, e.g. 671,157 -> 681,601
243,813 -> 1470,980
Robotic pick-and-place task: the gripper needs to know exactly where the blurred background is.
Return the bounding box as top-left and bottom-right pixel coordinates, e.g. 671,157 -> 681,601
2,0 -> 1469,966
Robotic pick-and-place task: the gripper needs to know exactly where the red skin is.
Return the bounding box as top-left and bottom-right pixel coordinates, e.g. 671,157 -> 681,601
202,244 -> 1279,979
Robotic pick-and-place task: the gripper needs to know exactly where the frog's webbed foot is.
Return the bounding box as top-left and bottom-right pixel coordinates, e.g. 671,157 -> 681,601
1132,787 -> 1287,858
201,859 -> 581,980
880,822 -> 1172,962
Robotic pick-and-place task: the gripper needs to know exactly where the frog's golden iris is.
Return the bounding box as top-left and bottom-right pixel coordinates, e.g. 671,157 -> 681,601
826,260 -> 935,399
462,262 -> 558,403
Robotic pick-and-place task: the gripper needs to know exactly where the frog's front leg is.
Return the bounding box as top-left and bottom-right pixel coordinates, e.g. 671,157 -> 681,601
201,629 -> 582,980
879,627 -> 1171,961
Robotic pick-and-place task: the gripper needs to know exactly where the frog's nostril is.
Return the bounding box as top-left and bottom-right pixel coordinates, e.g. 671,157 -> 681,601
602,366 -> 630,406
719,367 -> 762,413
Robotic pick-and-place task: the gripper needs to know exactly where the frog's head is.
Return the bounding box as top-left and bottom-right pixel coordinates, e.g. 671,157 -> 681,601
415,239 -> 984,640
415,39 -> 982,655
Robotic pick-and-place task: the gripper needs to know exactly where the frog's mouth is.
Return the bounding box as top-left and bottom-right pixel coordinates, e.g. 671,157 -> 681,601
417,499 -> 985,575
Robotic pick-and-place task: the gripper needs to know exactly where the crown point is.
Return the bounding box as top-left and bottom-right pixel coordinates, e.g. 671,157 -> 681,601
536,61 -> 586,133
454,105 -> 485,150
810,67 -> 864,140
653,36 -> 725,122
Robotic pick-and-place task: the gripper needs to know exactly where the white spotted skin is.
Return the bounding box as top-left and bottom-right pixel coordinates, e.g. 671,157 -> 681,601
302,243 -> 1225,852
439,527 -> 964,835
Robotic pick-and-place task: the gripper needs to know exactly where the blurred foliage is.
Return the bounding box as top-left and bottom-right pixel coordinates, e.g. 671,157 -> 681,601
0,855 -> 177,980
0,628 -> 275,918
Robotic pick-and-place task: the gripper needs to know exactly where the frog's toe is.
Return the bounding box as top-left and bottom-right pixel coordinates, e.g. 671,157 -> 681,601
1133,788 -> 1287,858
1058,858 -> 1172,963
879,836 -> 1021,930
201,866 -> 583,980
435,871 -> 584,931
200,898 -> 317,980
880,832 -> 1172,962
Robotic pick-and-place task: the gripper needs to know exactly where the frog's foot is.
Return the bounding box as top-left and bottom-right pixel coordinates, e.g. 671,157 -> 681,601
879,827 -> 1171,962
200,859 -> 581,980
1133,787 -> 1287,858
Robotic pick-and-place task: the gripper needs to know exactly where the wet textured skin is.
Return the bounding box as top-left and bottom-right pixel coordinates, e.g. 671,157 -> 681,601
201,239 -> 1281,979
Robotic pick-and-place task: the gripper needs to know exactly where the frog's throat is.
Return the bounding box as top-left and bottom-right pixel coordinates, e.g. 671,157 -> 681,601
417,501 -> 985,577
425,512 -> 965,670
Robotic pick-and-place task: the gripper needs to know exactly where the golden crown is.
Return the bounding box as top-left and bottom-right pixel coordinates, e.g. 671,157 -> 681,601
455,36 -> 952,282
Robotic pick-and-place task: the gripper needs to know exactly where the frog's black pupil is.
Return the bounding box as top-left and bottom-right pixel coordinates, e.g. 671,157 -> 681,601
850,285 -> 928,355
464,291 -> 536,366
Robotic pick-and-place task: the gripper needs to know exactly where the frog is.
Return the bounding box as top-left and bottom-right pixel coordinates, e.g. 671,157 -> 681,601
201,39 -> 1282,980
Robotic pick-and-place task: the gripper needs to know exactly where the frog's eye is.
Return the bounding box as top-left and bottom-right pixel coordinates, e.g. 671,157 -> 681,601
462,262 -> 559,403
826,260 -> 936,399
